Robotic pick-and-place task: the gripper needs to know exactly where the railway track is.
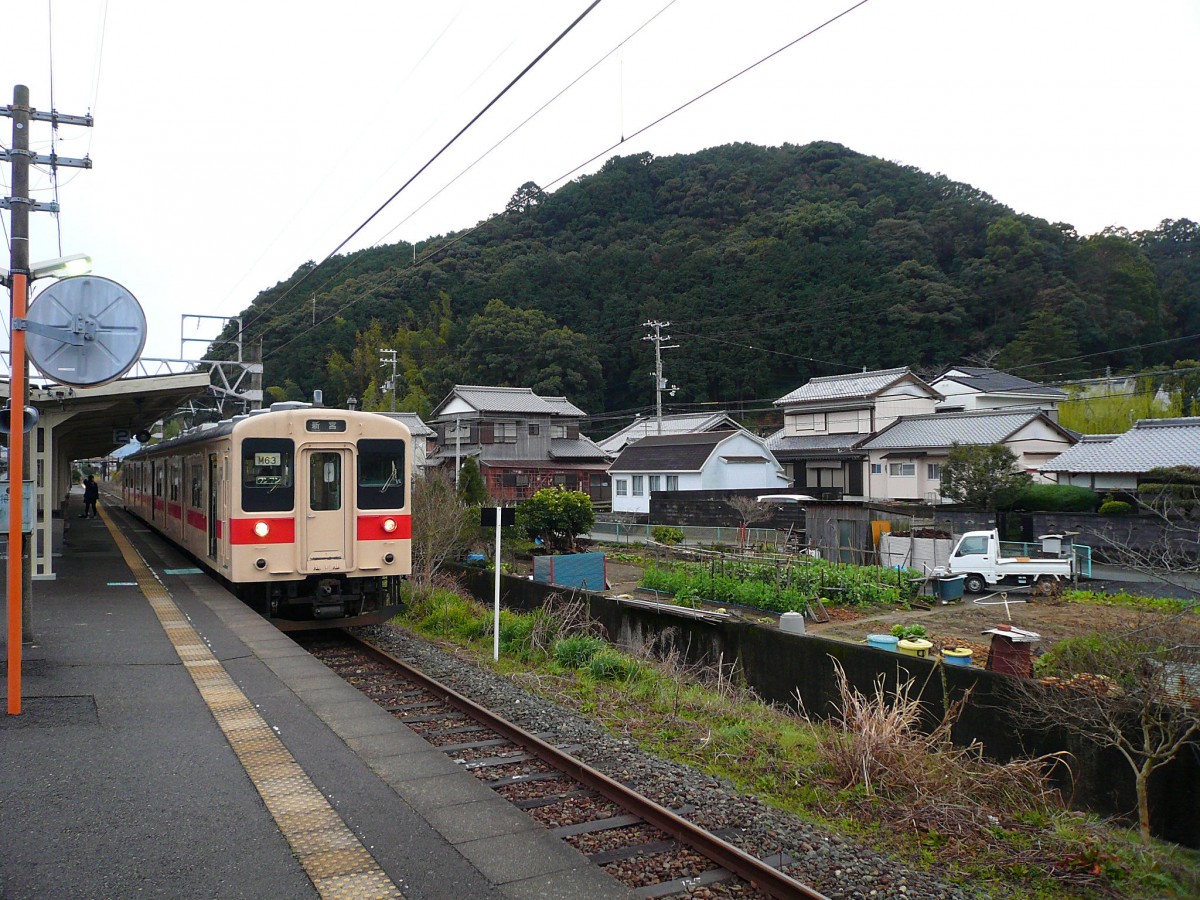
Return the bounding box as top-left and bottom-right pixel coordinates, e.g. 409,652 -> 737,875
302,632 -> 828,900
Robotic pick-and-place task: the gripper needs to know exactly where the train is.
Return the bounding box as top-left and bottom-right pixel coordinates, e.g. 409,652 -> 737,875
122,401 -> 412,630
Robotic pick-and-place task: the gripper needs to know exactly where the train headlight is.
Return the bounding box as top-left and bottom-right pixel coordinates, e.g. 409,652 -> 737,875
382,518 -> 398,534
255,558 -> 267,570
253,521 -> 270,538
384,553 -> 395,565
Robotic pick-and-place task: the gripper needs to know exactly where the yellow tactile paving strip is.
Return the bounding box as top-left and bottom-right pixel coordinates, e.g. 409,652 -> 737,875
99,507 -> 404,900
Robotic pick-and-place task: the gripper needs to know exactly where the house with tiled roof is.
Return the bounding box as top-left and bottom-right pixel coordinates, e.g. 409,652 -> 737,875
1040,417 -> 1200,490
932,366 -> 1067,419
428,385 -> 610,502
766,367 -> 941,499
608,431 -> 787,515
597,411 -> 745,455
859,408 -> 1076,501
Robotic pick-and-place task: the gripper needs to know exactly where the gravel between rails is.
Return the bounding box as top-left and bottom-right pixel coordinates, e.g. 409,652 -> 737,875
357,624 -> 974,900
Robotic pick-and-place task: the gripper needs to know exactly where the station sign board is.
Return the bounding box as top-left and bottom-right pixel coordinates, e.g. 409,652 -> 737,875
0,481 -> 36,532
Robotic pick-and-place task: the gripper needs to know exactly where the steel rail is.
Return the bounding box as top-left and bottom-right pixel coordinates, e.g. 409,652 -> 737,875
349,634 -> 828,900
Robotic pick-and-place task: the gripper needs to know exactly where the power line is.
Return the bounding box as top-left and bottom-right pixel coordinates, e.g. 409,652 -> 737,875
255,0 -> 877,364
240,1 -> 604,336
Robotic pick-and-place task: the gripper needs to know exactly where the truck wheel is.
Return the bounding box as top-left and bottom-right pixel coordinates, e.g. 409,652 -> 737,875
963,574 -> 986,594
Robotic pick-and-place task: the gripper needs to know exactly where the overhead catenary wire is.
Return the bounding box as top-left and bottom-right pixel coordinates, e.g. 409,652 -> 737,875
240,1 -> 604,336
259,0 -> 879,364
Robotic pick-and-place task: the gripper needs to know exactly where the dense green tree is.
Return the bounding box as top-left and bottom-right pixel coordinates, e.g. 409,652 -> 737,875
516,488 -> 595,552
211,143 -> 1200,418
456,457 -> 489,507
940,443 -> 1032,511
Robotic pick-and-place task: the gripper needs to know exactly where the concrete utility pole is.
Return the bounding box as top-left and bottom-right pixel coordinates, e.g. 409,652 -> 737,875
642,320 -> 678,435
2,85 -> 93,713
379,348 -> 398,412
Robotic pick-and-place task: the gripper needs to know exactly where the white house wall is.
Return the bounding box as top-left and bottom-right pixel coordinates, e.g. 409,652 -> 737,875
439,397 -> 476,417
874,385 -> 938,430
1056,472 -> 1139,491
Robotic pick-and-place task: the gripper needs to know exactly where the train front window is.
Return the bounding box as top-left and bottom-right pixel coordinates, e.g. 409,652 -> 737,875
358,439 -> 406,510
241,438 -> 294,512
309,452 -> 342,511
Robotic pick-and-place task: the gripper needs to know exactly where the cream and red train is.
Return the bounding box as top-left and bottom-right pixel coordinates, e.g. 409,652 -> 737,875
122,402 -> 411,629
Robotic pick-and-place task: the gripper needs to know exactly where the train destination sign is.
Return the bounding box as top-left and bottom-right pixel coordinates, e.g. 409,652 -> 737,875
306,419 -> 347,433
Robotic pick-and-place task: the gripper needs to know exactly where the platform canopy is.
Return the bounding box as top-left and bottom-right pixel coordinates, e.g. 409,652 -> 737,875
1,371 -> 212,461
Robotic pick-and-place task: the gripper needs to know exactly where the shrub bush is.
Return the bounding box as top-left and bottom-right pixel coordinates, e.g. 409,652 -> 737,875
651,525 -> 685,545
553,634 -> 608,668
587,648 -> 644,682
1098,500 -> 1133,516
1008,483 -> 1100,512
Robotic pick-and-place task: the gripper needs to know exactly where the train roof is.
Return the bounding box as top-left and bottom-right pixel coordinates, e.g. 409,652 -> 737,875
123,403 -> 408,460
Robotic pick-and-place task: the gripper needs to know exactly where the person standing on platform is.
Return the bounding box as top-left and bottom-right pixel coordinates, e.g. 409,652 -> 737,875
82,475 -> 99,519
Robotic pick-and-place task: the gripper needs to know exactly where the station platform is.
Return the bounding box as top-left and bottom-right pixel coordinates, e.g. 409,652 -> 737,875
1,497 -> 632,899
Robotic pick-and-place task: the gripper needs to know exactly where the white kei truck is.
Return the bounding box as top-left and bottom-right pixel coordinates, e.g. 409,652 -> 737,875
942,530 -> 1074,594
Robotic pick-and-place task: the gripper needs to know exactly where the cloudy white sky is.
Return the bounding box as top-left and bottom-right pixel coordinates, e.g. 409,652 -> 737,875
3,0 -> 1197,364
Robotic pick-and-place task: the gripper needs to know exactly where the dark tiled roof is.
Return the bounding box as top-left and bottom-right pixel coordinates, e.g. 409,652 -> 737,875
597,412 -> 741,453
860,409 -> 1053,451
1041,418 -> 1200,473
549,436 -> 609,460
775,367 -> 939,406
764,429 -> 865,457
376,411 -> 434,436
433,385 -> 587,417
937,366 -> 1067,398
610,431 -> 734,472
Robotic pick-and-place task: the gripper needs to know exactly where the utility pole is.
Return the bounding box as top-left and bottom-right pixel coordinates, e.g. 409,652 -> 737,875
2,85 -> 93,713
379,348 -> 398,412
642,320 -> 678,435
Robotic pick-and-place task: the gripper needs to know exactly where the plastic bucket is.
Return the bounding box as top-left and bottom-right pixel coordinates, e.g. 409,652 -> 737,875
866,634 -> 899,652
779,611 -> 806,635
942,647 -> 973,667
898,638 -> 933,658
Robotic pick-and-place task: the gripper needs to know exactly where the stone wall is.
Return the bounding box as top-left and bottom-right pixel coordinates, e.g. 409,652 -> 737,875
1030,511 -> 1199,561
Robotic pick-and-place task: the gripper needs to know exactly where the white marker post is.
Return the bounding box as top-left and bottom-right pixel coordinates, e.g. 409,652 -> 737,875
480,506 -> 514,662
493,505 -> 502,661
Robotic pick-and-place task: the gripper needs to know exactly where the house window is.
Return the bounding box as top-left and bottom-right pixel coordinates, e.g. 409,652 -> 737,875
632,475 -> 644,496
927,463 -> 941,481
494,422 -> 517,443
615,479 -> 628,496
445,421 -> 470,441
528,423 -> 540,435
666,475 -> 679,491
648,475 -> 661,492
551,424 -> 567,439
888,462 -> 916,477
870,463 -> 882,474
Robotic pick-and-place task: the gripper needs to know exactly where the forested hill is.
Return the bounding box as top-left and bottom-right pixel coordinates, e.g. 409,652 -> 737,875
219,141 -> 1200,421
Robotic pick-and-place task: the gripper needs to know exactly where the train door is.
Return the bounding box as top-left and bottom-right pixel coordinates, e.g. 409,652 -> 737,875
207,453 -> 219,559
300,447 -> 350,571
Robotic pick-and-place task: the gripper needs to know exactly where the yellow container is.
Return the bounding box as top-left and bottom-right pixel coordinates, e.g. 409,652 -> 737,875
897,638 -> 933,658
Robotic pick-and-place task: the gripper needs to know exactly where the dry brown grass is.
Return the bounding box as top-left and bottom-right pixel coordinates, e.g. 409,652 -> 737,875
797,659 -> 1094,885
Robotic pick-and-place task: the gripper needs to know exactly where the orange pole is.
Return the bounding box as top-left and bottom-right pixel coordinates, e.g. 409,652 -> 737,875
7,270 -> 26,714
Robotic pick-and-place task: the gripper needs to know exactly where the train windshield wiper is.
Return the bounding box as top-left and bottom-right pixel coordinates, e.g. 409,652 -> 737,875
380,461 -> 398,493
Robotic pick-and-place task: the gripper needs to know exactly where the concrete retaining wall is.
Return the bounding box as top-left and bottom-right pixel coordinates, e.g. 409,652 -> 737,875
448,564 -> 1200,847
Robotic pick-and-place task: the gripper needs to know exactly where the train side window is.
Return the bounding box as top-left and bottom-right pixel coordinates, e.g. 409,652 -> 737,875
357,439 -> 406,510
191,465 -> 202,507
241,438 -> 294,512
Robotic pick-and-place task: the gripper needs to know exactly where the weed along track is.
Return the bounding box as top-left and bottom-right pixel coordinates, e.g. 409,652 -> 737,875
303,631 -> 827,899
